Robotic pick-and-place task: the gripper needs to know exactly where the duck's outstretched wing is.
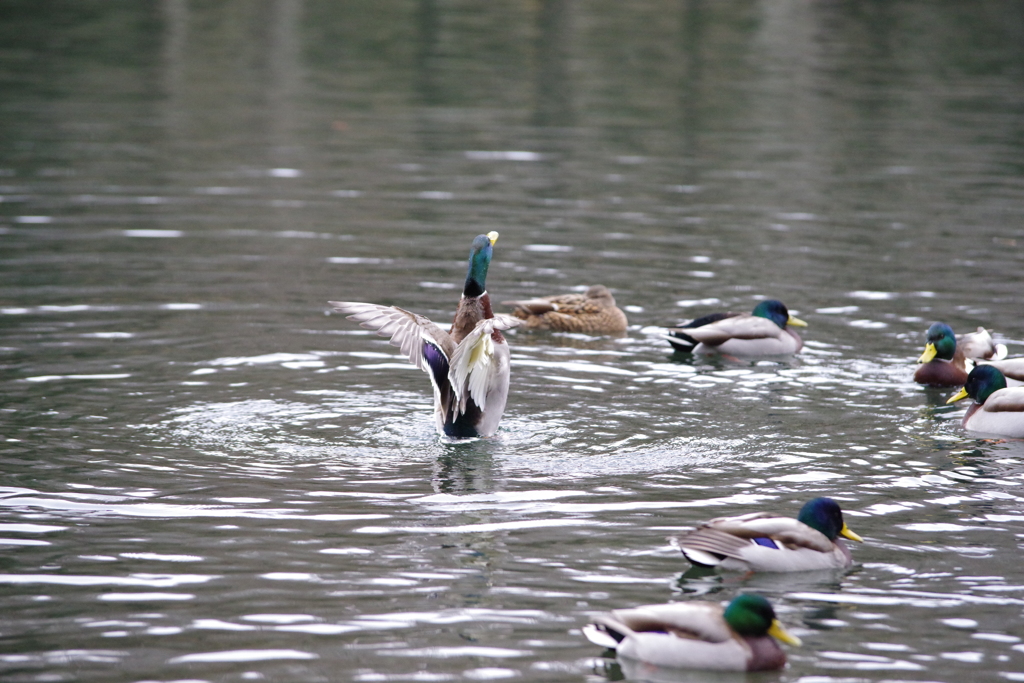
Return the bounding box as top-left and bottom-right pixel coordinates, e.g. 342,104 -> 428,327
328,301 -> 455,372
448,314 -> 520,413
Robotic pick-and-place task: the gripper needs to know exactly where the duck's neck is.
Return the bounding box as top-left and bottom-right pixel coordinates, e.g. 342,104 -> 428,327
963,402 -> 982,425
744,636 -> 787,672
450,292 -> 494,342
785,328 -> 803,352
463,276 -> 486,298
463,251 -> 489,299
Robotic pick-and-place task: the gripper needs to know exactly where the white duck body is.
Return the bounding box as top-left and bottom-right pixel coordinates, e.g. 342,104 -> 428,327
667,300 -> 806,357
691,320 -> 803,356
948,365 -> 1024,438
960,388 -> 1024,438
583,600 -> 790,672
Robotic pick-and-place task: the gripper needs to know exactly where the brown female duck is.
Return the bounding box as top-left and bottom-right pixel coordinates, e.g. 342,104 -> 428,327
503,284 -> 627,334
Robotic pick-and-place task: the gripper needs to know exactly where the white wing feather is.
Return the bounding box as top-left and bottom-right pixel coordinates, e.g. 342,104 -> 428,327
448,314 -> 520,412
328,301 -> 454,371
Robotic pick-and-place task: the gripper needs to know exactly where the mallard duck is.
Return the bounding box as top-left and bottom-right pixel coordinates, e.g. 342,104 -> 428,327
582,594 -> 801,672
664,299 -> 806,356
946,365 -> 1024,438
673,497 -> 863,572
914,323 -> 1008,387
329,232 -> 520,438
502,284 -> 628,334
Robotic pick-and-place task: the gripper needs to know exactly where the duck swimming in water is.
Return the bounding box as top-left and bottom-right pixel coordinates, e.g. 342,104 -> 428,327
583,594 -> 800,672
330,232 -> 519,438
503,284 -> 627,334
673,497 -> 863,572
664,299 -> 807,356
946,365 -> 1024,438
914,323 -> 1007,387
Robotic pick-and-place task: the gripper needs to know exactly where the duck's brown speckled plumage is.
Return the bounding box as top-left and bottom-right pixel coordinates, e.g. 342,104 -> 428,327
503,285 -> 627,334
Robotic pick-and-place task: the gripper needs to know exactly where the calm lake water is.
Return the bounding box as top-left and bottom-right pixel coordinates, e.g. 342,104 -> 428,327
3,2 -> 1024,682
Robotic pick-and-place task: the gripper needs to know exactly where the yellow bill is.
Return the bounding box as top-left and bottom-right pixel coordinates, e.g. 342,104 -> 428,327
946,387 -> 969,404
787,315 -> 808,328
487,231 -> 499,245
840,522 -> 864,543
768,620 -> 802,647
918,343 -> 937,364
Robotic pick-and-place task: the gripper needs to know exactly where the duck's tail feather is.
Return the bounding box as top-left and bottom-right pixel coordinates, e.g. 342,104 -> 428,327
583,621 -> 630,650
671,528 -> 753,566
679,547 -> 725,567
664,312 -> 738,352
664,331 -> 698,352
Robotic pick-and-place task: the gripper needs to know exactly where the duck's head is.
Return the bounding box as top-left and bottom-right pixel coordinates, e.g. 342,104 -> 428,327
797,497 -> 863,543
918,323 -> 957,363
947,364 -> 1007,406
752,299 -> 807,330
464,231 -> 499,298
723,594 -> 801,646
585,284 -> 615,303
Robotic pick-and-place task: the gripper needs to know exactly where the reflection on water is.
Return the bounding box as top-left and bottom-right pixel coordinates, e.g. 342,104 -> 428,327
3,1 -> 1024,682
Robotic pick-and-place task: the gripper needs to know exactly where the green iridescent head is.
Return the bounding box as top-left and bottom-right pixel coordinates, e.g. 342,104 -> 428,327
947,365 -> 1007,406
797,497 -> 863,543
919,323 -> 957,363
723,594 -> 801,645
463,231 -> 499,298
752,299 -> 807,330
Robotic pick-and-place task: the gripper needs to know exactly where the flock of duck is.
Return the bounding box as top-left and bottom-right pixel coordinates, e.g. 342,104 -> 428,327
328,232 -> 1024,672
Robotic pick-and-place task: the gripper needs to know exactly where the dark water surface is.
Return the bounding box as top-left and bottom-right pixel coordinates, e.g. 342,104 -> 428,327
3,2 -> 1024,682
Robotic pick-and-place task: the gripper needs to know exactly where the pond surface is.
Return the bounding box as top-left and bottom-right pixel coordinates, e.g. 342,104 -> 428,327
2,2 -> 1024,682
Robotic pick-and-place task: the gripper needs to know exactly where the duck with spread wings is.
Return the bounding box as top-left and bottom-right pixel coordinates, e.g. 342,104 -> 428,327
330,232 -> 519,438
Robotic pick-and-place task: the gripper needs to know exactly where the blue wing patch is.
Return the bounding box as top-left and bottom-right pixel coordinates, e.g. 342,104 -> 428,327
422,340 -> 449,389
